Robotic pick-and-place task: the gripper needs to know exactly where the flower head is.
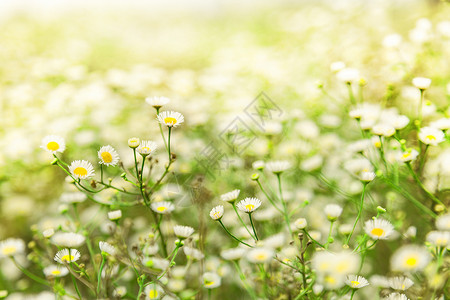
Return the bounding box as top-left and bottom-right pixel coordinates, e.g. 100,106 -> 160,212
220,247 -> 246,261
364,218 -> 395,240
43,265 -> 69,278
69,160 -> 95,180
426,231 -> 450,248
390,245 -> 431,272
418,127 -> 445,146
54,249 -> 81,264
173,225 -> 194,239
98,145 -> 120,166
346,275 -> 369,289
51,232 -> 85,248
397,149 -> 419,163
220,189 -> 240,203
144,284 -> 163,300
236,197 -> 262,213
99,241 -> 116,256
388,276 -> 414,291
203,272 -> 221,289
157,111 -> 184,128
436,213 -> 450,231
145,96 -> 170,109
108,210 -> 122,221
0,238 -> 25,258
209,205 -> 224,220
41,135 -> 65,154
294,218 -> 307,230
246,247 -> 274,264
412,77 -> 431,90
137,140 -> 157,157
266,160 -> 291,174
151,201 -> 175,214
128,137 -> 140,148
324,204 -> 343,221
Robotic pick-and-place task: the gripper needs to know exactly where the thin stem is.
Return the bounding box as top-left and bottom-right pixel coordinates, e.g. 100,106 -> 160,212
255,179 -> 283,214
419,144 -> 429,173
11,258 -> 50,287
378,136 -> 388,171
248,213 -> 259,241
133,148 -> 140,183
232,261 -> 258,299
140,156 -> 146,184
100,164 -> 104,183
350,289 -> 356,300
218,220 -> 253,247
156,107 -> 168,150
418,89 -> 424,126
346,183 -> 367,246
347,82 -> 356,105
406,162 -> 444,206
232,203 -> 256,240
167,127 -> 172,161
156,215 -> 168,257
277,174 -> 293,237
97,256 -> 107,296
302,229 -> 325,248
69,261 -> 82,300
325,221 -> 335,249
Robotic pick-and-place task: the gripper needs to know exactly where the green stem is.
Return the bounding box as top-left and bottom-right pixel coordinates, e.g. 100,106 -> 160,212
156,215 -> 168,257
302,229 -> 325,248
406,162 -> 444,206
232,203 -> 256,240
248,213 -> 259,241
69,261 -> 82,300
276,174 -> 293,237
232,261 -> 258,299
350,289 -> 356,300
100,164 -> 104,183
140,157 -> 145,184
325,221 -> 335,249
218,220 -> 253,247
419,144 -> 429,174
156,107 -> 168,150
167,127 -> 172,161
418,89 -> 424,126
97,256 -> 106,296
11,258 -> 50,287
347,82 -> 356,105
378,136 -> 388,171
346,183 -> 367,246
255,179 -> 283,214
133,149 -> 140,182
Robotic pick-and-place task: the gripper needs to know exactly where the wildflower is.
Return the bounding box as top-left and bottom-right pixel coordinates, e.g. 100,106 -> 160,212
203,272 -> 221,289
0,238 -> 25,258
372,124 -> 396,137
144,257 -> 170,271
220,189 -> 240,203
236,197 -> 262,213
412,77 -> 431,90
41,135 -> 66,154
294,218 -> 307,230
113,286 -> 127,298
145,96 -> 170,109
51,232 -> 85,248
54,249 -> 81,264
364,218 -> 395,240
252,160 -> 265,170
183,246 -> 204,260
246,248 -> 274,264
384,293 -> 409,300
43,265 -> 69,278
388,276 -> 414,291
430,118 -> 450,130
336,68 -> 360,83
346,275 -> 369,288
157,111 -> 184,128
108,210 -> 122,221
391,115 -> 410,130
173,225 -> 194,239
99,241 -> 116,256
137,140 -> 157,157
426,231 -> 450,248
98,145 -> 120,166
324,204 -> 343,221
60,192 -> 86,204
418,127 -> 445,146
69,160 -> 95,180
397,149 -> 419,163
360,170 -> 376,182
390,245 -> 431,272
220,248 -> 246,261
128,137 -> 140,148
144,284 -> 163,300
209,205 -> 224,220
266,160 -> 291,174
330,61 -> 346,72
436,213 -> 450,231
151,201 -> 175,214
43,229 -> 55,238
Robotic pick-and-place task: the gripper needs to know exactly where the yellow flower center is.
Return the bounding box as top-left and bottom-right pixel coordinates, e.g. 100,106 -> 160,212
101,152 -> 113,163
73,167 -> 88,177
157,206 -> 167,212
371,228 -> 384,237
61,254 -> 74,262
51,270 -> 61,275
402,153 -> 411,159
374,141 -> 381,148
141,147 -> 150,153
2,246 -> 17,255
204,280 -> 215,286
47,141 -> 60,151
164,117 -> 177,125
325,275 -> 336,284
351,280 -> 360,287
405,256 -> 417,267
149,290 -> 158,298
213,212 -> 221,219
245,204 -> 255,211
426,135 -> 436,141
255,253 -> 267,261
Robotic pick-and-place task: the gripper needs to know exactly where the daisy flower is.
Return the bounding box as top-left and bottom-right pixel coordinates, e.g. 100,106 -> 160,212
346,275 -> 369,288
324,204 -> 343,221
51,232 -> 85,248
436,213 -> 450,231
183,246 -> 204,260
203,272 -> 221,289
209,205 -> 224,220
157,111 -> 184,128
0,238 -> 25,258
372,124 -> 396,137
173,225 -> 194,239
54,249 -> 81,264
151,201 -> 175,214
41,135 -> 65,154
137,140 -> 157,157
252,160 -> 265,170
397,149 -> 419,163
220,248 -> 246,261
336,68 -> 360,84
108,210 -> 122,221
364,218 -> 395,240
418,127 -> 445,146
144,284 -> 163,300
390,245 -> 431,272
43,265 -> 69,278
388,276 -> 414,291
144,257 -> 170,271
236,197 -> 262,213
145,96 -> 170,109
246,247 -> 274,264
60,192 -> 86,204
220,189 -> 240,203
412,77 -> 431,90
426,231 -> 450,248
128,137 -> 140,148
384,293 -> 409,300
293,218 -> 307,230
69,160 -> 95,180
99,241 -> 116,256
265,160 -> 291,174
98,145 -> 120,166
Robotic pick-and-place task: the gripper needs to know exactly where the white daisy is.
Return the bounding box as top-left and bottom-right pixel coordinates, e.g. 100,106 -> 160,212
236,197 -> 262,213
346,275 -> 369,288
108,210 -> 122,221
294,218 -> 307,230
69,160 -> 95,180
412,77 -> 431,90
426,231 -> 450,248
137,140 -> 157,157
388,276 -> 414,291
183,246 -> 204,260
364,218 -> 395,240
43,265 -> 69,278
246,247 -> 274,264
203,272 -> 221,289
98,145 -> 120,166
384,293 -> 409,300
209,205 -> 224,220
60,192 -> 86,204
144,257 -> 170,271
372,124 -> 396,137
128,137 -> 140,148
418,127 -> 445,146
336,68 -> 360,83
54,249 -> 81,264
0,238 -> 25,258
51,232 -> 85,248
252,160 -> 265,170
391,115 -> 410,130
151,201 -> 175,214
157,111 -> 184,128
390,245 -> 431,272
99,241 -> 116,256
397,149 -> 419,163
436,213 -> 450,231
173,225 -> 194,239
324,204 -> 343,221
144,284 -> 163,300
145,96 -> 170,109
220,247 -> 246,261
41,135 -> 65,154
265,160 -> 291,174
220,189 -> 240,203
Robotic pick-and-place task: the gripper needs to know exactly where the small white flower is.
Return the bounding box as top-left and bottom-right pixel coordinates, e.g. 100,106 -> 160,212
390,245 -> 431,272
157,111 -> 184,128
203,272 -> 221,289
54,249 -> 81,264
144,284 -> 163,300
330,61 -> 346,72
418,127 -> 445,146
346,275 -> 369,288
137,140 -> 158,157
220,189 -> 240,203
41,135 -> 66,154
359,170 -> 376,182
430,118 -> 450,130
220,247 -> 246,261
436,213 -> 450,231
246,247 -> 274,264
43,265 -> 69,278
69,160 -> 95,180
294,218 -> 307,230
252,160 -> 265,170
384,293 -> 409,300
266,160 -> 291,174
391,115 -> 410,130
151,201 -> 175,214
173,225 -> 194,239
99,241 -> 116,256
113,286 -> 127,298
108,210 -> 122,221
426,231 -> 450,248
42,228 -> 55,238
364,218 -> 395,240
397,149 -> 419,163
60,192 -> 86,204
0,238 -> 25,258
128,137 -> 140,148
183,246 -> 204,260
236,197 -> 262,213
51,232 -> 85,248
98,145 -> 120,166
372,124 -> 396,137
324,204 -> 343,221
209,205 -> 224,220
336,68 -> 360,83
145,96 -> 170,109
412,77 -> 431,90
388,276 -> 414,291
144,257 -> 170,271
